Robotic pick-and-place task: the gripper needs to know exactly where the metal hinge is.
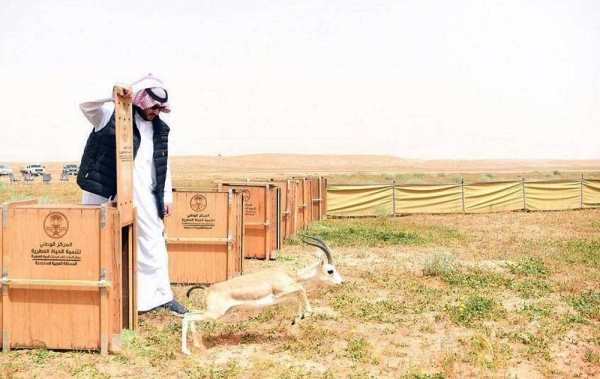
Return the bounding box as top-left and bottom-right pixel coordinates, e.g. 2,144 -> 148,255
100,205 -> 107,229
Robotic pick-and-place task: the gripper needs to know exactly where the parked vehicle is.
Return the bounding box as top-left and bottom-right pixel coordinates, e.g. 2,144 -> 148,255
62,164 -> 79,175
20,163 -> 46,176
0,164 -> 13,176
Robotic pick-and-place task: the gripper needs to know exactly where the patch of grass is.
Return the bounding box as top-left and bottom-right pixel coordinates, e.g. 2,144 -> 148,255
584,348 -> 600,364
355,298 -> 407,323
301,219 -> 464,247
401,371 -> 445,379
560,239 -> 600,268
443,267 -> 511,292
275,365 -> 334,379
346,336 -> 376,363
518,302 -> 553,321
0,356 -> 28,378
502,329 -> 551,361
126,318 -> 180,364
511,278 -> 552,299
332,284 -> 406,323
405,282 -> 447,313
298,220 -> 420,246
184,361 -> 243,379
0,182 -> 82,204
30,349 -> 57,364
508,257 -> 549,277
449,295 -> 506,327
567,290 -> 600,320
282,324 -> 338,358
464,333 -> 509,370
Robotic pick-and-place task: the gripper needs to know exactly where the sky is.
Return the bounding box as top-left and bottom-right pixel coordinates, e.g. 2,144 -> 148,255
0,0 -> 599,163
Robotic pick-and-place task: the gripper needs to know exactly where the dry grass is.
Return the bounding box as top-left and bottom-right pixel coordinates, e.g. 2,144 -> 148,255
0,154 -> 599,378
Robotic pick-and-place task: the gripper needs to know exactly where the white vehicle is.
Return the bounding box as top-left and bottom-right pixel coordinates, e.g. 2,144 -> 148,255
21,163 -> 46,176
62,164 -> 79,175
0,164 -> 13,176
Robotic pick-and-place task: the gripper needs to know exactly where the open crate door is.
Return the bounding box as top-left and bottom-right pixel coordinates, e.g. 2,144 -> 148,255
113,85 -> 137,330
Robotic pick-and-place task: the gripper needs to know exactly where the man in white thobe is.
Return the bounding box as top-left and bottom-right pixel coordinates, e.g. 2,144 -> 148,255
77,74 -> 187,316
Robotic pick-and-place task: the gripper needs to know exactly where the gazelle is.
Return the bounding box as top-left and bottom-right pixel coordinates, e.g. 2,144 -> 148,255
181,235 -> 343,355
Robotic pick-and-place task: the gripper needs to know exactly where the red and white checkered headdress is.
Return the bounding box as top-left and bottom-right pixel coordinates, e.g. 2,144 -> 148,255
131,74 -> 171,113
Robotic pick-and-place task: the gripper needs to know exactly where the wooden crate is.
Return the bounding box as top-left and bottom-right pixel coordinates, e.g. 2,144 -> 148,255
164,189 -> 244,284
0,85 -> 137,354
218,183 -> 281,260
0,201 -> 135,354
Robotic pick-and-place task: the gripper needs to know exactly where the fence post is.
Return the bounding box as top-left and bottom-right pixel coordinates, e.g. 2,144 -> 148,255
392,181 -> 396,217
461,178 -> 465,214
581,174 -> 584,209
522,177 -> 527,211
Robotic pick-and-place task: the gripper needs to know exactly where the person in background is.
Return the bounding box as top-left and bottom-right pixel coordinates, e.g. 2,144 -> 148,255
76,74 -> 188,316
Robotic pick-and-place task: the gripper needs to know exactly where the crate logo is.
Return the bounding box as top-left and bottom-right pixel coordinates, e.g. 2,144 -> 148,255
241,189 -> 251,202
43,212 -> 69,238
121,121 -> 130,143
190,195 -> 207,212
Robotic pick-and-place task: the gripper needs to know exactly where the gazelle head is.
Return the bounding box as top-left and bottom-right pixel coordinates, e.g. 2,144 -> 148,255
301,235 -> 344,285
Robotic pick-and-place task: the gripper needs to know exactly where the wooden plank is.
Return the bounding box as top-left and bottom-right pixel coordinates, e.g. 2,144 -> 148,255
165,237 -> 231,244
113,85 -> 134,226
2,279 -> 111,287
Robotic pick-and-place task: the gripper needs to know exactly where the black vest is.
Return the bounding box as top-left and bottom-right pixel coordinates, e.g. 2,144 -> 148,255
77,112 -> 170,219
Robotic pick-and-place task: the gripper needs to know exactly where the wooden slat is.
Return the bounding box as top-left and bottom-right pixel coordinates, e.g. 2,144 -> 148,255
2,279 -> 111,287
114,85 -> 134,226
166,237 -> 231,244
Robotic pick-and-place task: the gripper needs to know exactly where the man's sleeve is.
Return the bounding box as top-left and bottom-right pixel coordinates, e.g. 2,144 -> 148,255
163,159 -> 173,204
79,97 -> 114,132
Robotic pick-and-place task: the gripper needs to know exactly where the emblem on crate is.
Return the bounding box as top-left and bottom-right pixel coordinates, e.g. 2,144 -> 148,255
122,125 -> 128,143
190,195 -> 208,212
241,189 -> 251,202
43,212 -> 69,238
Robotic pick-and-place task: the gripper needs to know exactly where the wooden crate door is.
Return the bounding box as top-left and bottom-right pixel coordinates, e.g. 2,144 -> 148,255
238,186 -> 269,259
166,191 -> 234,284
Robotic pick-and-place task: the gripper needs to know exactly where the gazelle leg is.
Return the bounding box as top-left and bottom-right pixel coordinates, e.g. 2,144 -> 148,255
285,284 -> 312,325
190,320 -> 201,348
182,315 -> 191,356
182,312 -> 207,355
299,287 -> 313,319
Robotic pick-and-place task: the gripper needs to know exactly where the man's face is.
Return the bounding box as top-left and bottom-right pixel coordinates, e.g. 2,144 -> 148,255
140,105 -> 166,121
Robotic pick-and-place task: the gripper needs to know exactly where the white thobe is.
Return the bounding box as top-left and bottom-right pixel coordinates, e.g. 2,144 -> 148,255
79,98 -> 174,311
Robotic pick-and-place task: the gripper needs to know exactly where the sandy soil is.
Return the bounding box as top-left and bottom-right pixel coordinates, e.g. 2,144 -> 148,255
169,154 -> 600,176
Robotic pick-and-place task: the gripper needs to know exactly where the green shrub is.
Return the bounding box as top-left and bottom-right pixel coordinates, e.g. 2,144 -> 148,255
423,251 -> 457,277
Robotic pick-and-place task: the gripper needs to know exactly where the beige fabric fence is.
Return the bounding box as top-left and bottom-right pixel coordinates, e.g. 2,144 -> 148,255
327,179 -> 600,217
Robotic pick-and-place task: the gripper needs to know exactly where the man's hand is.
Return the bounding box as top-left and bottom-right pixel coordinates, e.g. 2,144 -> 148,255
164,203 -> 172,217
114,86 -> 133,100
